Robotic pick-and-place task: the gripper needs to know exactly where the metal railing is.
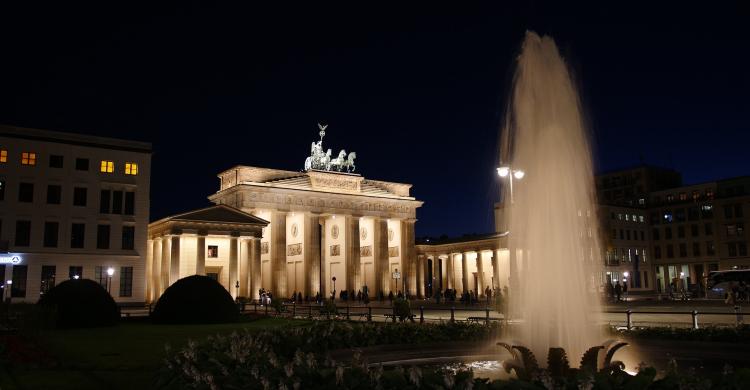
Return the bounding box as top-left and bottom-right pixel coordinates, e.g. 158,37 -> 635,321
608,306 -> 746,330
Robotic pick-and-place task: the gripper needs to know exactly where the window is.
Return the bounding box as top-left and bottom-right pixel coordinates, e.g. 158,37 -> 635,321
675,208 -> 686,222
100,160 -> 114,173
666,244 -> 674,258
679,243 -> 687,257
0,149 -> 6,163
691,224 -> 699,237
735,204 -> 744,218
71,223 -> 85,248
208,245 -> 219,258
121,226 -> 135,250
678,225 -> 685,238
728,243 -> 737,257
119,266 -> 133,297
14,220 -> 31,247
739,223 -> 745,236
639,215 -> 645,223
124,162 -> 138,175
94,266 -> 107,288
638,198 -> 645,205
665,227 -> 672,240
124,192 -> 135,215
40,265 -> 56,295
688,207 -> 699,221
611,229 -> 617,239
652,228 -> 660,240
693,242 -> 701,257
706,241 -> 716,256
75,158 -> 89,171
69,266 -> 83,280
19,182 -> 34,202
654,246 -> 662,259
49,155 -> 63,168
11,265 -> 27,297
724,205 -> 733,219
73,187 -> 87,206
619,229 -> 624,240
679,193 -> 687,201
692,191 -> 700,201
99,189 -> 111,213
617,213 -> 623,220
43,221 -> 59,248
663,211 -> 673,223
610,212 -> 615,220
667,194 -> 675,202
47,184 -> 62,204
0,180 -> 4,200
21,152 -> 36,166
701,204 -> 714,218
97,225 -> 111,249
640,231 -> 645,241
112,191 -> 123,214
626,230 -> 631,240
727,224 -> 738,237
705,223 -> 713,236
706,189 -> 714,199
740,242 -> 748,257
625,214 -> 630,221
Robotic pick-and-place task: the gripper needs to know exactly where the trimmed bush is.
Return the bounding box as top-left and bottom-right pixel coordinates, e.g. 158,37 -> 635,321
37,279 -> 118,329
151,275 -> 238,324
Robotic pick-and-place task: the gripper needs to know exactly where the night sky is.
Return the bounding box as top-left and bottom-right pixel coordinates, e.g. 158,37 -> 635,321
1,2 -> 748,237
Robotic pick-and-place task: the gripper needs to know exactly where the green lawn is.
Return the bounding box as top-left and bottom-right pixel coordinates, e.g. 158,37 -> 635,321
1,317 -> 306,390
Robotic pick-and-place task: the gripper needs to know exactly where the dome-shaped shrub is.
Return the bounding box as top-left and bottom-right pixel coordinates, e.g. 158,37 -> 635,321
37,279 -> 119,329
151,275 -> 238,324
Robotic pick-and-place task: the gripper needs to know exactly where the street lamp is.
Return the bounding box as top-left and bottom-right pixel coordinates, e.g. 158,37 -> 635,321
623,271 -> 629,302
5,280 -> 12,303
497,165 -> 525,204
106,267 -> 115,294
331,276 -> 337,300
235,280 -> 240,300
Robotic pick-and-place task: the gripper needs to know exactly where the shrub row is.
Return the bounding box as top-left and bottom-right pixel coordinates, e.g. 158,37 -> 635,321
612,325 -> 750,343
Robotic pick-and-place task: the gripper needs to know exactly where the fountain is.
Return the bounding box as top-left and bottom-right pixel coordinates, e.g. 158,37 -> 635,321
501,31 -> 604,362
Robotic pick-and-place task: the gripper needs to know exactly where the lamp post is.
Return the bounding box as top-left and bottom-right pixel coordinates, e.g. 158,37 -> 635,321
5,280 -> 12,303
623,271 -> 630,302
235,280 -> 240,300
106,267 -> 115,294
497,165 -> 525,204
332,276 -> 337,301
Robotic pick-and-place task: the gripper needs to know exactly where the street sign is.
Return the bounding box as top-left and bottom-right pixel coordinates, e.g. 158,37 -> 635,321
392,271 -> 401,279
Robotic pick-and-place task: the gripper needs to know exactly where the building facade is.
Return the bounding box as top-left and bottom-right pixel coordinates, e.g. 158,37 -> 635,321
0,125 -> 151,303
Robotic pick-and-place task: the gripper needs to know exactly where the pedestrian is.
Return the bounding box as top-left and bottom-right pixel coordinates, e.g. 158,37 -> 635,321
297,292 -> 302,303
622,281 -> 628,301
614,282 -> 622,302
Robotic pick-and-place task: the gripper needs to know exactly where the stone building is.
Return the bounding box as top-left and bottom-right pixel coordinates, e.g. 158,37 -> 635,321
0,125 -> 151,303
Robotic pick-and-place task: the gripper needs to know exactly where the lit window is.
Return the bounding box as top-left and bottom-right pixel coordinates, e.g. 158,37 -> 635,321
625,214 -> 630,221
100,160 -> 114,173
0,150 -> 7,163
639,215 -> 644,223
21,152 -> 37,165
124,162 -> 138,175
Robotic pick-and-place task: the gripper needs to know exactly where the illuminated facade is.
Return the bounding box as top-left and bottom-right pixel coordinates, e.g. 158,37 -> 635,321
0,125 -> 151,303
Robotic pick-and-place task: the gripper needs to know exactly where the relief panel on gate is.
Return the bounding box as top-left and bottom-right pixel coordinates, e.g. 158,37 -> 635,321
287,243 -> 302,256
360,245 -> 372,257
330,244 -> 341,256
388,246 -> 399,257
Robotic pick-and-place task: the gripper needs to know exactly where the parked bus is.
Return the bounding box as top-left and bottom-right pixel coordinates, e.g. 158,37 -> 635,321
706,270 -> 750,300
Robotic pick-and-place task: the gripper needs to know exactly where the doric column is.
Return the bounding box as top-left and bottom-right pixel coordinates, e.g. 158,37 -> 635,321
417,254 -> 425,298
446,253 -> 454,289
345,215 -> 361,294
151,239 -> 161,301
160,236 -> 170,294
240,238 -> 249,297
401,219 -> 416,297
249,237 -> 261,300
170,235 -> 181,286
432,254 -> 440,291
461,252 -> 469,293
373,217 -> 389,295
229,235 -> 239,298
196,234 -> 206,276
491,250 -> 500,289
271,211 -> 287,297
304,212 -> 321,297
145,239 -> 153,302
476,250 -> 484,295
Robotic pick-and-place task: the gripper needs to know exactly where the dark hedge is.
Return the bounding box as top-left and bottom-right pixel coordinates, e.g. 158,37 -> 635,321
151,275 -> 238,324
37,279 -> 119,329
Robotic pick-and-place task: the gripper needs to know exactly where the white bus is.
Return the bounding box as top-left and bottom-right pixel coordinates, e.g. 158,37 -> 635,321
706,270 -> 750,300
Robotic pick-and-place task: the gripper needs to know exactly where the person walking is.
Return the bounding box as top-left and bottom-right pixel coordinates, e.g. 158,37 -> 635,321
622,281 -> 628,302
614,282 -> 622,302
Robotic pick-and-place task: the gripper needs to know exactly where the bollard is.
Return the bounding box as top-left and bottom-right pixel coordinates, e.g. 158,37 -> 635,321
254,302 -> 258,313
485,307 -> 490,325
626,309 -> 632,330
735,305 -> 743,326
450,306 -> 455,323
309,305 -> 313,319
692,309 -> 699,329
346,305 -> 350,320
392,307 -> 397,323
368,306 -> 372,322
292,303 -> 296,318
265,303 -> 268,316
420,306 -> 424,324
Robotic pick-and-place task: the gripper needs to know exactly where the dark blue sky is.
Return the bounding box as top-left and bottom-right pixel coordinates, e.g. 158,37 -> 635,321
1,2 -> 748,237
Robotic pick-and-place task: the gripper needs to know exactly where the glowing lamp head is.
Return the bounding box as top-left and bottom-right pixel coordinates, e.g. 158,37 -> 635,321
497,166 -> 510,177
73,275 -> 80,280
107,267 -> 115,277
513,170 -> 525,179
680,271 -> 685,278
623,271 -> 630,278
6,280 -> 12,285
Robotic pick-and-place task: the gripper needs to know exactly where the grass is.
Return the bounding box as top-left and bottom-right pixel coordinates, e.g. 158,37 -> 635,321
1,316 -> 306,390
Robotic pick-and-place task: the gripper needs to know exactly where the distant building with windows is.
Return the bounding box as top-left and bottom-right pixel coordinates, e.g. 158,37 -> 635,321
0,125 -> 151,303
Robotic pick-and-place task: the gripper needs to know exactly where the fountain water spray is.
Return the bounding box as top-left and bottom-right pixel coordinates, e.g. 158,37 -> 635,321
501,31 -> 603,362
